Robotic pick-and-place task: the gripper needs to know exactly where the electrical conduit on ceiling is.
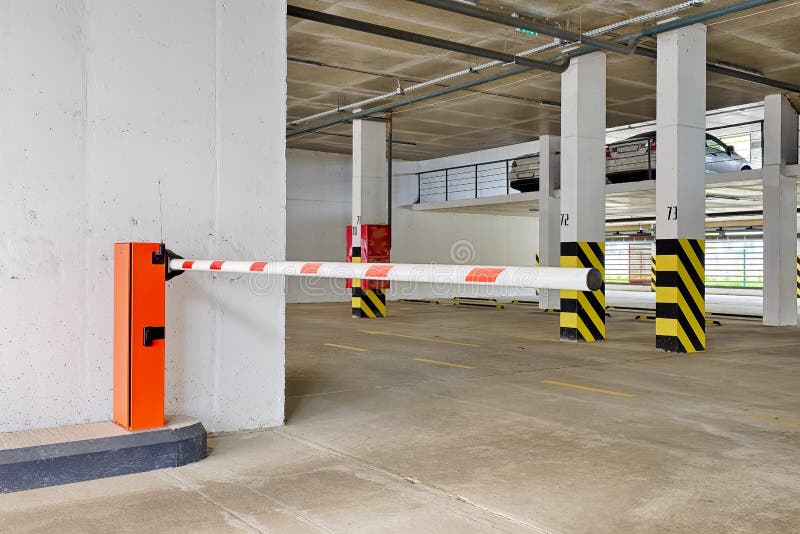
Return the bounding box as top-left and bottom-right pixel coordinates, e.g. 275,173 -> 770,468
287,0 -> 796,139
287,0 -> 705,129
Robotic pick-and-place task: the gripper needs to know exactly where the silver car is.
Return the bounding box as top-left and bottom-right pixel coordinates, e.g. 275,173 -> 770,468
605,131 -> 752,184
509,131 -> 752,192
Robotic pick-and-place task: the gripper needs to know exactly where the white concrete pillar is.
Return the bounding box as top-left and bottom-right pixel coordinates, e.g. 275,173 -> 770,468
0,1 -> 288,433
352,118 -> 388,229
655,24 -> 707,353
351,118 -> 388,318
559,52 -> 606,342
762,94 -> 798,326
538,135 -> 560,310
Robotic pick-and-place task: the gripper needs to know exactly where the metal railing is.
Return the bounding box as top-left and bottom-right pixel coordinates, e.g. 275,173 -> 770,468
605,235 -> 770,289
606,238 -> 653,286
706,238 -> 764,288
416,120 -> 766,204
417,158 -> 516,203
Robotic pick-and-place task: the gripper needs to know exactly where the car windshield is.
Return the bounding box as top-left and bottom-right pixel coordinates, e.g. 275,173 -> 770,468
706,135 -> 727,152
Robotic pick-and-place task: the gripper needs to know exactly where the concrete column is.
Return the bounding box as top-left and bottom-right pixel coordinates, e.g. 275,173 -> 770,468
538,135 -> 560,310
352,118 -> 388,229
351,118 -> 388,318
0,1 -> 288,432
559,52 -> 606,342
762,94 -> 799,326
655,24 -> 707,353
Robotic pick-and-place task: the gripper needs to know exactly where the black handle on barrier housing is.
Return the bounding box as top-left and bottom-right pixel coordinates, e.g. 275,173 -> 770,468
143,326 -> 165,347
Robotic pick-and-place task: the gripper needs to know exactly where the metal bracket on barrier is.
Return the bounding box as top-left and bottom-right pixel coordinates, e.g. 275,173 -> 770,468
152,243 -> 185,281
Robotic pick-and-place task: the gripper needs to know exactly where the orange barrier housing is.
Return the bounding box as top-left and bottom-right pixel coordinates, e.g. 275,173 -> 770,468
113,242 -> 166,430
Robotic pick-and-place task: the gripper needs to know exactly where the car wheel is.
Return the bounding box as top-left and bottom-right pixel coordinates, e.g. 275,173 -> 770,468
741,165 -> 751,170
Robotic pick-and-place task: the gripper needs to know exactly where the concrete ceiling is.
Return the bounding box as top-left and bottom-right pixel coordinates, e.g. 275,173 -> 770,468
286,0 -> 800,160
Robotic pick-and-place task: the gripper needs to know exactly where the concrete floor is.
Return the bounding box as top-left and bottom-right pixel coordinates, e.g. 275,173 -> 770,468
2,302 -> 799,533
604,289 -> 800,319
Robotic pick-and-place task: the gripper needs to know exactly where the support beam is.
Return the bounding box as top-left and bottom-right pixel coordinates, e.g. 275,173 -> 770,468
286,5 -> 566,74
762,94 -> 799,326
287,0 -> 796,137
559,53 -> 607,343
408,0 -> 639,56
351,118 -> 389,318
655,24 -> 707,353
538,135 -> 560,311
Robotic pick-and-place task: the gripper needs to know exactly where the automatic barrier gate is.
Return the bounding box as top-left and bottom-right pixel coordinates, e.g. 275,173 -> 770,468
113,242 -> 602,430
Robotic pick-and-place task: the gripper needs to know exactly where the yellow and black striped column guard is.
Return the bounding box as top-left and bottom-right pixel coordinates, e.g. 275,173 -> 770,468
655,239 -> 705,353
796,254 -> 799,299
351,247 -> 386,318
560,242 -> 605,342
535,252 -> 540,296
650,255 -> 656,292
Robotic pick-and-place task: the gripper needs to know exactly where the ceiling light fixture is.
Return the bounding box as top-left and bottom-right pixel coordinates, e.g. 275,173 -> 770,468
724,229 -> 764,236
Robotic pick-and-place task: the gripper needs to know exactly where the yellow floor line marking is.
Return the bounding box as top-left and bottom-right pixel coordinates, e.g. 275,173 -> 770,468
360,330 -> 479,348
415,358 -> 475,369
285,336 -> 292,339
747,415 -> 800,428
541,379 -> 635,398
324,343 -> 367,352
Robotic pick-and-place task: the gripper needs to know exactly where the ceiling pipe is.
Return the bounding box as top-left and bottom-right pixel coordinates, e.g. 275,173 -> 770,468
287,5 -> 568,74
705,64 -> 800,93
633,47 -> 800,93
287,0 -> 789,139
408,0 -> 641,55
287,64 -> 532,137
416,0 -> 800,93
287,1 -> 702,127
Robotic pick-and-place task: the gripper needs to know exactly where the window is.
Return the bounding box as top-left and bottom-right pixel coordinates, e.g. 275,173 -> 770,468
606,239 -> 652,285
705,239 -> 763,288
706,136 -> 727,153
605,235 -> 769,290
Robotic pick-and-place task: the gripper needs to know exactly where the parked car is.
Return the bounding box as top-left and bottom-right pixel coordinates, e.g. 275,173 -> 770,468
605,131 -> 752,184
507,154 -> 540,193
508,131 -> 752,192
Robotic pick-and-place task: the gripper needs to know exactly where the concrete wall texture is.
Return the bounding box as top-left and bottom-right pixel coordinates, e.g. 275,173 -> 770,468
391,158 -> 538,301
285,146 -> 538,303
0,1 -> 287,433
286,149 -> 351,303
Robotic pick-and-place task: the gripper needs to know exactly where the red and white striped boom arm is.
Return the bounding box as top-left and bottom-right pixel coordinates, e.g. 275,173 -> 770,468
169,259 -> 602,292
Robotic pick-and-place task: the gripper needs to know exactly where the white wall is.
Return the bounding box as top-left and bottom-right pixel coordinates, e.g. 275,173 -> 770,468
392,149 -> 538,301
285,143 -> 539,304
286,149 -> 351,302
0,1 -> 287,433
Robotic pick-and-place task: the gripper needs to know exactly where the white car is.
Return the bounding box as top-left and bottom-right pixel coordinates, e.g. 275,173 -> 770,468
508,131 -> 752,192
507,154 -> 541,192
